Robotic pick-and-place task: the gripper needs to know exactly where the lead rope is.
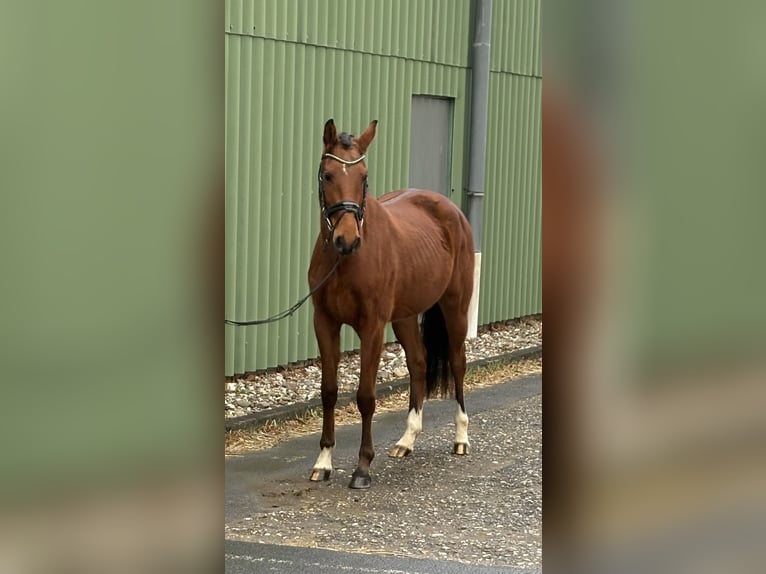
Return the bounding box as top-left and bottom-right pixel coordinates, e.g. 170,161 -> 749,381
224,256 -> 341,326
226,151 -> 365,327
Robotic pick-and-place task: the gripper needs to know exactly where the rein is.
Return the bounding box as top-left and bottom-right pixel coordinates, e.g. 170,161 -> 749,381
224,151 -> 367,327
224,256 -> 341,326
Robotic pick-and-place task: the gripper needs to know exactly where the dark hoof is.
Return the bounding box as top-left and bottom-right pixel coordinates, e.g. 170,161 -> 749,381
309,469 -> 331,482
452,443 -> 469,455
389,445 -> 412,458
348,469 -> 371,489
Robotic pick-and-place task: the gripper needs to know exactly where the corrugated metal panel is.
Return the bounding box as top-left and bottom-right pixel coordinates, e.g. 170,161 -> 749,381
490,0 -> 542,77
225,0 -> 541,375
480,72 -> 542,323
225,31 -> 469,375
225,0 -> 471,68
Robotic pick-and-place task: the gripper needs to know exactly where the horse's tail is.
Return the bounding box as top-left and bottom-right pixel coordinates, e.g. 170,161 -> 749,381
422,303 -> 453,398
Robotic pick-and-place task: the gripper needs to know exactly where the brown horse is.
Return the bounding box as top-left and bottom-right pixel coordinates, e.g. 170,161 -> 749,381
308,119 -> 475,489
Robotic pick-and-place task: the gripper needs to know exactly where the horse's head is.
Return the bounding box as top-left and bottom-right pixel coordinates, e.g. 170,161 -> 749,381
319,119 -> 377,255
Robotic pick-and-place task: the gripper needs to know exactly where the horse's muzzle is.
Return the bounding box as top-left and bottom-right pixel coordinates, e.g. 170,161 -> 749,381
334,235 -> 360,255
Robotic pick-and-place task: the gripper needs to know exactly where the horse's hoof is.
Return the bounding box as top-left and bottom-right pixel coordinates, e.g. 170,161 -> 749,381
309,469 -> 331,482
348,470 -> 371,489
452,443 -> 469,455
389,445 -> 412,458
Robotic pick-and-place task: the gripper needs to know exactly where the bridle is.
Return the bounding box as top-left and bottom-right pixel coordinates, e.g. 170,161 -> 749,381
223,148 -> 368,327
317,152 -> 368,234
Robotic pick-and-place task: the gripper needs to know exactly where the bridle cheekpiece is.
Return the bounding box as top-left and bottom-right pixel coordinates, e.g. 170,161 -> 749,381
317,153 -> 368,233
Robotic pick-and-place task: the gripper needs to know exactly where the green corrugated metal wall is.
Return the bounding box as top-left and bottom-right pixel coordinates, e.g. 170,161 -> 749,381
481,0 -> 543,324
225,0 -> 541,376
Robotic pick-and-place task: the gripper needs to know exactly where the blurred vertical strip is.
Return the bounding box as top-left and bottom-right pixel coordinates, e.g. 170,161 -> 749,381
541,77 -> 603,572
0,1 -> 222,572
544,0 -> 766,572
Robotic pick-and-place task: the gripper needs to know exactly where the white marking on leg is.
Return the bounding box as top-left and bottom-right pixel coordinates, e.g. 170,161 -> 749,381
313,447 -> 333,471
454,404 -> 469,446
395,408 -> 423,451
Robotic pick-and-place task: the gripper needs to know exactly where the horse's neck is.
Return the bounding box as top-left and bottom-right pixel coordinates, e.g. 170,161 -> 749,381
362,194 -> 386,226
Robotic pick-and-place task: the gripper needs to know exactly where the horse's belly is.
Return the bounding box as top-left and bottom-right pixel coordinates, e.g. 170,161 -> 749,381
390,270 -> 451,320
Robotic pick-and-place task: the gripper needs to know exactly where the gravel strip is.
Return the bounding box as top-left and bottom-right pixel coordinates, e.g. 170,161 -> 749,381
225,316 -> 542,419
225,391 -> 542,569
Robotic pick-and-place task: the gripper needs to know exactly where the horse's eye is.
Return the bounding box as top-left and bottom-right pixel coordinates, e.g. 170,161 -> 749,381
323,172 -> 333,182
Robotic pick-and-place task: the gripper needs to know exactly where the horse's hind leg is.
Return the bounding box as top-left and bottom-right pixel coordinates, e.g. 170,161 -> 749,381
440,298 -> 471,455
310,313 -> 341,482
389,316 -> 427,458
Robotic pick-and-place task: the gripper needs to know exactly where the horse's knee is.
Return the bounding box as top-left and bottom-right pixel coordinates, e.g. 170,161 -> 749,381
356,389 -> 375,416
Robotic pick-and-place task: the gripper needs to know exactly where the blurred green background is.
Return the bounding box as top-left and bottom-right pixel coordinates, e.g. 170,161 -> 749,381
0,1 -> 220,502
546,0 -> 766,373
544,1 -> 766,572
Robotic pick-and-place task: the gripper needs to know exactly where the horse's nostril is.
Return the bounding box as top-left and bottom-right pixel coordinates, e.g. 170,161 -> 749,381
334,236 -> 348,254
334,235 -> 360,255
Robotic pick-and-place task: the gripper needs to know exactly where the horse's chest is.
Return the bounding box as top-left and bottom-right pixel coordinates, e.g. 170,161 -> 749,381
320,284 -> 365,324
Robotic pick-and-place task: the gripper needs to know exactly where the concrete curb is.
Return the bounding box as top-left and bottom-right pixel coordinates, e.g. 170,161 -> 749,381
225,344 -> 542,433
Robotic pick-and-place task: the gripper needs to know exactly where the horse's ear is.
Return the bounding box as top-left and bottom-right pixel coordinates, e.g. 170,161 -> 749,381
323,118 -> 337,149
355,120 -> 378,153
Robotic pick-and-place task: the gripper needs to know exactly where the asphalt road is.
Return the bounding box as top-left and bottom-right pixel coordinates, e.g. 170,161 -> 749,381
225,539 -> 538,573
226,373 -> 542,573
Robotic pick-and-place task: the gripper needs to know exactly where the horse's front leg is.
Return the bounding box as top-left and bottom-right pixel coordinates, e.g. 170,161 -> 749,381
310,313 -> 341,482
349,323 -> 385,489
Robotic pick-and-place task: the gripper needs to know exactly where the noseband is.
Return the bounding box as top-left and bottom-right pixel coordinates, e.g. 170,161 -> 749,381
317,153 -> 368,233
